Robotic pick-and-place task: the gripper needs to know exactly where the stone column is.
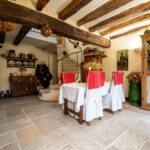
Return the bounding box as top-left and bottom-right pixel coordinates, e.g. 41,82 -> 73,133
56,36 -> 65,84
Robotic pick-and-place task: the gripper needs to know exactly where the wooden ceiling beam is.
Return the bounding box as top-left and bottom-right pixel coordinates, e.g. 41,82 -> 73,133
0,32 -> 5,44
110,24 -> 150,39
58,0 -> 92,20
13,0 -> 50,45
77,0 -> 133,26
13,26 -> 31,45
36,0 -> 50,11
0,0 -> 110,47
89,1 -> 150,32
100,13 -> 150,36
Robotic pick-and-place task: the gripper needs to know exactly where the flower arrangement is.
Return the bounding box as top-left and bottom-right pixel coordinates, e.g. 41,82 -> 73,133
41,24 -> 52,37
0,20 -> 15,33
19,68 -> 27,75
126,72 -> 141,83
83,58 -> 102,71
83,47 -> 107,57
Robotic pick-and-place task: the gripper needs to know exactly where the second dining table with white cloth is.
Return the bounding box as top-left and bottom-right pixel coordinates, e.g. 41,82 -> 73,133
59,82 -> 111,112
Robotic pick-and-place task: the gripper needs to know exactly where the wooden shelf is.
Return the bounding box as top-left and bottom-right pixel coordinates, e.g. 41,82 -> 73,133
83,53 -> 100,56
6,57 -> 38,68
6,57 -> 38,61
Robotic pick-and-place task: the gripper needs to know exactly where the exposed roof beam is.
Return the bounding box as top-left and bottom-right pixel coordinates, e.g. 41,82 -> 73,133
13,0 -> 50,45
0,0 -> 110,47
100,13 -> 150,36
36,0 -> 50,11
110,24 -> 150,39
77,0 -> 133,26
0,32 -> 5,44
58,0 -> 92,20
13,26 -> 31,45
89,1 -> 150,32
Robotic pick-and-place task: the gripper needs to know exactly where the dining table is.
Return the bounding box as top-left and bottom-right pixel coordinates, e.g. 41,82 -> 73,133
59,82 -> 111,113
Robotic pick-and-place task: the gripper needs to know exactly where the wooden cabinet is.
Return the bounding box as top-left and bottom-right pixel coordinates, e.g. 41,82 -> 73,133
141,33 -> 150,110
10,76 -> 37,97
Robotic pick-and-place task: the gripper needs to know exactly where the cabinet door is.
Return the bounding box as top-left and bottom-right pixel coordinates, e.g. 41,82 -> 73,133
146,40 -> 150,71
26,77 -> 37,95
141,36 -> 150,110
12,79 -> 26,96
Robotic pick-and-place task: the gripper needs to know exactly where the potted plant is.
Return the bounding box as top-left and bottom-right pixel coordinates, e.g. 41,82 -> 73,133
126,72 -> 141,106
144,29 -> 150,34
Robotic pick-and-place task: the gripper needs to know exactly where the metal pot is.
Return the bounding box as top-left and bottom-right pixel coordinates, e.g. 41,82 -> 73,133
27,54 -> 33,59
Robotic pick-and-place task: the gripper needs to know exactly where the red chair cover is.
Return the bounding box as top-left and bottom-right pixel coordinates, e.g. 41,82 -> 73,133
61,72 -> 76,84
113,71 -> 124,85
88,71 -> 105,89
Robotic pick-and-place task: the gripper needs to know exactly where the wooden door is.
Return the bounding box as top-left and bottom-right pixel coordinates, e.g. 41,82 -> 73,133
25,77 -> 37,95
11,77 -> 26,96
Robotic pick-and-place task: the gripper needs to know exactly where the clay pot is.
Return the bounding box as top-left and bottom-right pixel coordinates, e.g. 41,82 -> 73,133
8,50 -> 16,58
19,53 -> 25,59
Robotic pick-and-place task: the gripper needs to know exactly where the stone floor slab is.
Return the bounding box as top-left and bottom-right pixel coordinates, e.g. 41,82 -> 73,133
142,142 -> 150,150
0,142 -> 19,150
16,125 -> 42,147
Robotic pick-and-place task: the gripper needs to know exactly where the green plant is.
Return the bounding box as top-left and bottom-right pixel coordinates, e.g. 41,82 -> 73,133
144,29 -> 150,34
126,72 -> 141,83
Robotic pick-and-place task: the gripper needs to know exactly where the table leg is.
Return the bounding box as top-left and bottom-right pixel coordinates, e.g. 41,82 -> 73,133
64,99 -> 68,115
87,121 -> 91,126
99,117 -> 103,120
79,105 -> 83,124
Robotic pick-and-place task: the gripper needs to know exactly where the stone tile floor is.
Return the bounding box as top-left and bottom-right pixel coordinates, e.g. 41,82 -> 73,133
0,96 -> 150,150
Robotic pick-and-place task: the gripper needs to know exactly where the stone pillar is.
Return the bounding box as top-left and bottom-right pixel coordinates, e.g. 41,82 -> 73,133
56,36 -> 65,84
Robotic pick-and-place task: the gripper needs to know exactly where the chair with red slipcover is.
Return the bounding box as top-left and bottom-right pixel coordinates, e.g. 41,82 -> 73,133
85,71 -> 105,126
102,71 -> 125,114
61,72 -> 84,124
61,72 -> 76,84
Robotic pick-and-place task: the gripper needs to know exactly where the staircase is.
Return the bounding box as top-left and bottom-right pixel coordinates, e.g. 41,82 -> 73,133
57,50 -> 82,81
63,57 -> 81,80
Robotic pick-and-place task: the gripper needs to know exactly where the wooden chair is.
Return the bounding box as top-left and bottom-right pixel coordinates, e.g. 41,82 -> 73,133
85,71 -> 105,126
61,72 -> 83,124
102,71 -> 125,114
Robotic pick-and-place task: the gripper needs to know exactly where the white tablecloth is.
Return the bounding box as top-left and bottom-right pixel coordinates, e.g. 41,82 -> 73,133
59,82 -> 111,111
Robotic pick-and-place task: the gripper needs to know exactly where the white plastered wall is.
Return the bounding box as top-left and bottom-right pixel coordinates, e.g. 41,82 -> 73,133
0,41 -> 57,91
103,30 -> 143,97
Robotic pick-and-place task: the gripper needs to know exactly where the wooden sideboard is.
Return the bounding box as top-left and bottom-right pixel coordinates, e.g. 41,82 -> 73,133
10,76 -> 37,97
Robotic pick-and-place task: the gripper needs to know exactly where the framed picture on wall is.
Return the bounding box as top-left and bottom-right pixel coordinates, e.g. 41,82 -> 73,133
117,49 -> 128,71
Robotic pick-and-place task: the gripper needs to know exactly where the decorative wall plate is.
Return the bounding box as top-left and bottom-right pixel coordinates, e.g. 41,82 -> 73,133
16,61 -> 21,66
23,61 -> 28,66
29,62 -> 34,66
8,60 -> 15,65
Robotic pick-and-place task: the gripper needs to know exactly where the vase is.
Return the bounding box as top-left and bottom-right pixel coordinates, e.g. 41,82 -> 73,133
128,82 -> 141,106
